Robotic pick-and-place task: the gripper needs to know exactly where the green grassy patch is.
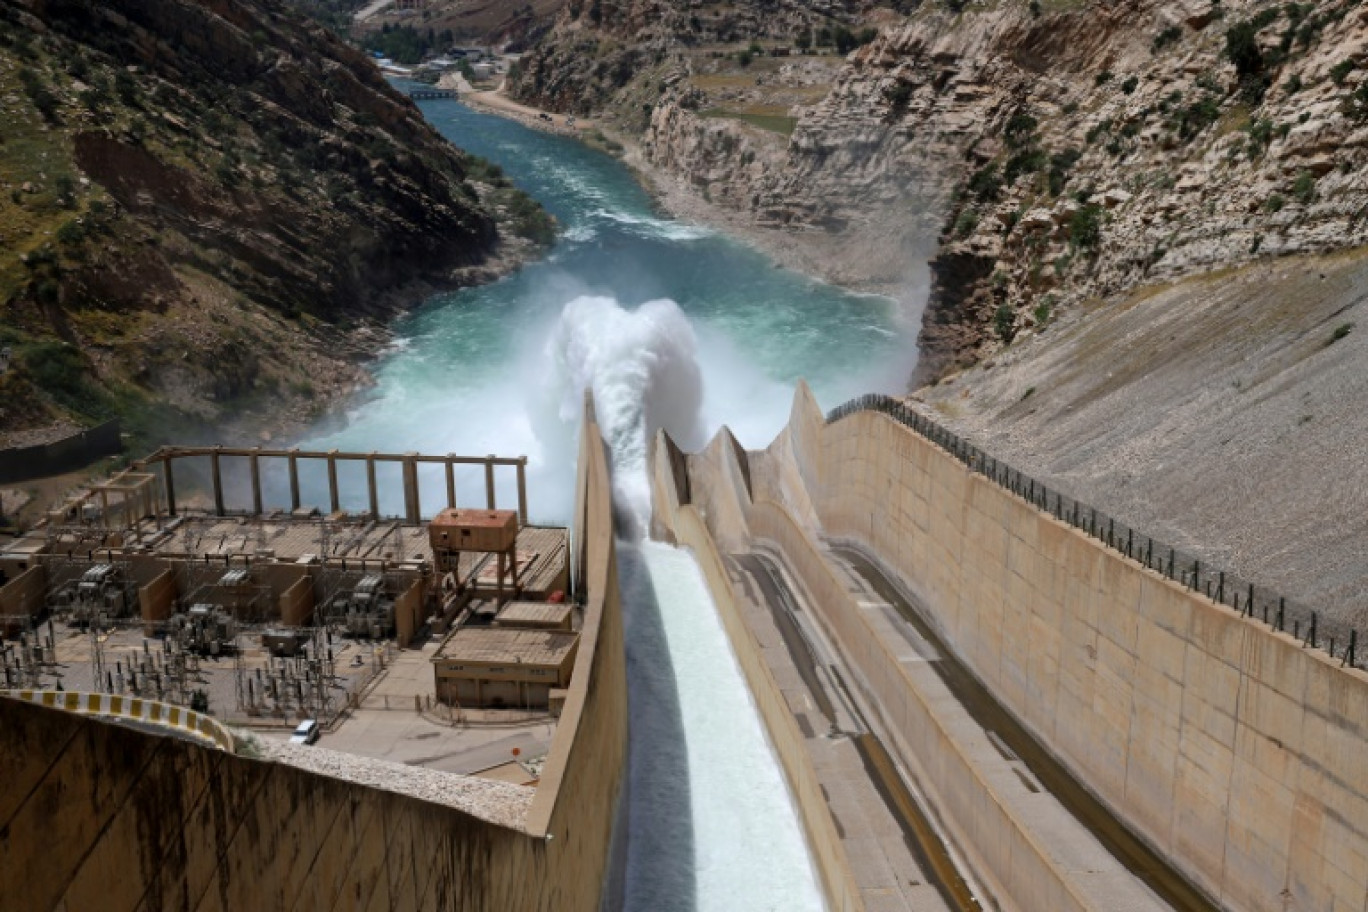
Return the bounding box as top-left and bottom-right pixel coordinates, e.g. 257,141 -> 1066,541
698,107 -> 798,136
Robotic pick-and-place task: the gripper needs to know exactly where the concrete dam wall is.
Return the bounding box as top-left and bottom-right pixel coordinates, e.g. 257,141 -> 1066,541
0,402 -> 627,912
654,383 -> 1368,912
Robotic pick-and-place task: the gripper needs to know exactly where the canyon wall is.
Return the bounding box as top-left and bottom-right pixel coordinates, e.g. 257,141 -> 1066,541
619,0 -> 1368,379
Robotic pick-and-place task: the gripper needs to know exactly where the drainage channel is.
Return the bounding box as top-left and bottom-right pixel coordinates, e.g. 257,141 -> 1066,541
831,545 -> 1221,912
731,552 -> 980,912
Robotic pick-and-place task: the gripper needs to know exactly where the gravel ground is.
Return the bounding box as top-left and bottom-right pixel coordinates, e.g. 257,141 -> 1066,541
914,250 -> 1368,632
255,737 -> 534,831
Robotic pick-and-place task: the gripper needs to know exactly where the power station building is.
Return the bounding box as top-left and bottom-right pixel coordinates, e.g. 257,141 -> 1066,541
431,626 -> 578,709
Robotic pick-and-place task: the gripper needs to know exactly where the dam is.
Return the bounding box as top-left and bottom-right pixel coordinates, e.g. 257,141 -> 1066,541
3,90 -> 1366,912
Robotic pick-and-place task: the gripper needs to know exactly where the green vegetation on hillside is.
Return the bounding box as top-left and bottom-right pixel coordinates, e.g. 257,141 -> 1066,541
0,0 -> 550,450
367,24 -> 455,64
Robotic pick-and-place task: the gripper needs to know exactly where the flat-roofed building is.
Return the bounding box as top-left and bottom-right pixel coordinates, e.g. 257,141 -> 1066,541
431,626 -> 578,709
493,601 -> 574,632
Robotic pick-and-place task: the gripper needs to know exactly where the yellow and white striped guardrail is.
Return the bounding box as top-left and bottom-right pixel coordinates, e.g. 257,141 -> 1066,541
1,690 -> 235,752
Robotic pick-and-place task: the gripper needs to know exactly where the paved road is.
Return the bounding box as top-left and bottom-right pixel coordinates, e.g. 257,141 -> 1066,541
353,0 -> 394,23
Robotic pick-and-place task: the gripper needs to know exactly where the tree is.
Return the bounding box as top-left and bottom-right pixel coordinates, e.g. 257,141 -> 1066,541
1069,203 -> 1104,249
1225,21 -> 1262,78
994,303 -> 1016,343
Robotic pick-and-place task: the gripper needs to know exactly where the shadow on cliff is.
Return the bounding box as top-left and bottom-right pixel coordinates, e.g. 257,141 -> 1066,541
608,542 -> 697,912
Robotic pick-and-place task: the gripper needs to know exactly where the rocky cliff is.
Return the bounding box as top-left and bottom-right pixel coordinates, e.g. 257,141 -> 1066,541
521,0 -> 1368,384
0,0 -> 549,449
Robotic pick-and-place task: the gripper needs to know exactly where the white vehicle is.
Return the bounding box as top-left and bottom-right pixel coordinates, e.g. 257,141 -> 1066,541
289,719 -> 320,745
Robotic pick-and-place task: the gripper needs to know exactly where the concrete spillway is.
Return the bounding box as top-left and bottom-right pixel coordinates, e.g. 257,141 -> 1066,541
297,95 -> 920,908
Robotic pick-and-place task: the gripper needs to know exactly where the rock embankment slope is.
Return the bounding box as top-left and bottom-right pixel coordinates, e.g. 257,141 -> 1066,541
0,0 -> 550,448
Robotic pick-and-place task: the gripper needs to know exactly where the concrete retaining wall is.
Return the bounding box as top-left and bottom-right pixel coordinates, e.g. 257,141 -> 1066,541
746,500 -> 1097,912
0,399 -> 627,912
0,419 -> 121,484
809,400 -> 1368,912
2,689 -> 236,751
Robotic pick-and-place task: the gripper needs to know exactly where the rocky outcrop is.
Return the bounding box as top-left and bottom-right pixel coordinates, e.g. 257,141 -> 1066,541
534,0 -> 1368,385
0,0 -> 548,447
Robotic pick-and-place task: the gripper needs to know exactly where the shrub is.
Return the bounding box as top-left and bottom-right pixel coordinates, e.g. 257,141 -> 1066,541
1004,146 -> 1047,184
1152,26 -> 1182,53
1121,75 -> 1139,94
1226,21 -> 1263,78
16,340 -> 108,416
884,81 -> 914,113
953,207 -> 979,238
1284,73 -> 1302,94
114,69 -> 139,106
1033,296 -> 1054,326
1265,193 -> 1285,212
1095,71 -> 1113,86
1330,60 -> 1355,85
1327,322 -> 1353,345
18,68 -> 59,121
1246,117 -> 1275,156
54,175 -> 77,208
994,303 -> 1016,343
1004,111 -> 1038,147
1069,203 -> 1104,248
55,220 -> 85,245
1178,95 -> 1222,141
1047,148 -> 1082,196
967,163 -> 1002,202
1292,169 -> 1316,204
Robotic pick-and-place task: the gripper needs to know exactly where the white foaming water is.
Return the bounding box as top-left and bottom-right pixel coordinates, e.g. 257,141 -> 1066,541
533,295 -> 822,911
540,296 -> 705,535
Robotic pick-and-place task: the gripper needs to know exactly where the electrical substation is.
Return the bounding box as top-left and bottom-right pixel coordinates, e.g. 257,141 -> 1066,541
0,445 -> 575,734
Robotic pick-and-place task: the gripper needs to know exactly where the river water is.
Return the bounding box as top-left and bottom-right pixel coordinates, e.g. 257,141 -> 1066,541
305,96 -> 920,912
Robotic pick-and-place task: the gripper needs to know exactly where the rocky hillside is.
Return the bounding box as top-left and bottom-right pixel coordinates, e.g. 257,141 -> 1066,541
510,0 -> 879,124
0,0 -> 550,450
520,0 -> 1368,384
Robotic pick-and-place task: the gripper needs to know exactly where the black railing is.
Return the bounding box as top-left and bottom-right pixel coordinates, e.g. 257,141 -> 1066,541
827,394 -> 1361,671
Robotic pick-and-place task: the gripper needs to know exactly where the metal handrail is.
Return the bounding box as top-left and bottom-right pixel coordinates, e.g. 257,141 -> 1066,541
827,393 -> 1360,671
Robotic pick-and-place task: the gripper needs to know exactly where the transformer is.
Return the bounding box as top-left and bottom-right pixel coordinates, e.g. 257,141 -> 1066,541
172,604 -> 236,656
327,574 -> 394,638
67,564 -> 128,626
